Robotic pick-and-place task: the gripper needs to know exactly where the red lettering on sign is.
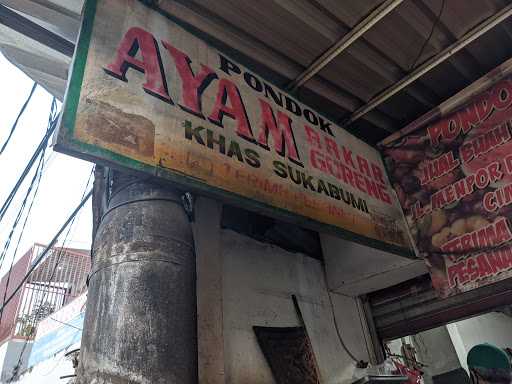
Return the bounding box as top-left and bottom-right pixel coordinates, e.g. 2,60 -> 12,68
441,217 -> 512,253
419,151 -> 459,186
427,79 -> 512,146
208,79 -> 254,142
256,99 -> 302,165
459,121 -> 512,163
162,41 -> 217,118
104,27 -> 171,102
304,125 -> 321,149
447,246 -> 512,289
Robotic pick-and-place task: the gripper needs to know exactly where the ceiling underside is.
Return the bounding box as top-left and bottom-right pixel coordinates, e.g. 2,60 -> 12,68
2,0 -> 512,145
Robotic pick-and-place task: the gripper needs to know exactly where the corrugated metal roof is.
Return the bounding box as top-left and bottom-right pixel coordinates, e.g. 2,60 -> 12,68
175,0 -> 512,143
2,0 -> 512,145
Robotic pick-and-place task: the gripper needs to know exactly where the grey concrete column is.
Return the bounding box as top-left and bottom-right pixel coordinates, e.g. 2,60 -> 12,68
77,171 -> 197,384
192,197 -> 225,384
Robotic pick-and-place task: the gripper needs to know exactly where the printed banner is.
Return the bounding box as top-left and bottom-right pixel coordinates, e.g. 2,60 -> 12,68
56,0 -> 412,254
381,76 -> 512,296
29,293 -> 86,367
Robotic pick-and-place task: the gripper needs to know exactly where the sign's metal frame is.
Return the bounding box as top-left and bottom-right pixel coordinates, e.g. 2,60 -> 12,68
56,0 -> 414,258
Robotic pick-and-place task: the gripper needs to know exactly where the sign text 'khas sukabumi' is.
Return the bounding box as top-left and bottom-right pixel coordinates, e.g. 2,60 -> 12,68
56,0 -> 412,254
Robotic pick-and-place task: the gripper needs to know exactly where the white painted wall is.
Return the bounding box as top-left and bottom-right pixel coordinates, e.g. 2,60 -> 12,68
0,341 -> 9,383
13,341 -> 79,384
321,234 -> 427,296
386,330 -> 463,384
0,342 -> 8,383
0,340 -> 32,383
222,229 -> 370,384
384,313 -> 512,380
447,312 -> 512,373
412,327 -> 461,384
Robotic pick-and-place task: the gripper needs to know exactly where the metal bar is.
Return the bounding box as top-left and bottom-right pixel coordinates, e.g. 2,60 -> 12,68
49,317 -> 82,331
0,4 -> 75,57
346,3 -> 512,126
153,0 -> 398,132
287,0 -> 404,91
371,274 -> 512,340
79,256 -> 87,293
77,256 -> 89,294
73,255 -> 82,293
380,55 -> 512,146
11,250 -> 33,333
65,253 -> 75,304
67,254 -> 77,302
357,296 -> 385,364
22,286 -> 33,336
60,375 -> 77,379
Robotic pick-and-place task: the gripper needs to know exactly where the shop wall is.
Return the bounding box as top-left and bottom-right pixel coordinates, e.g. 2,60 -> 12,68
447,312 -> 512,372
411,327 -> 465,384
387,330 -> 467,384
320,234 -> 427,296
14,341 -> 79,384
0,340 -> 32,383
221,229 -> 370,384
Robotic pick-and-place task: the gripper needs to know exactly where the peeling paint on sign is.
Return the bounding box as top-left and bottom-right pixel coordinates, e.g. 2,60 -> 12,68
56,0 -> 413,256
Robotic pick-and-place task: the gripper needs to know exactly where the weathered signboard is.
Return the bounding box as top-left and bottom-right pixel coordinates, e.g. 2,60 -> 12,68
381,75 -> 512,296
56,0 -> 413,255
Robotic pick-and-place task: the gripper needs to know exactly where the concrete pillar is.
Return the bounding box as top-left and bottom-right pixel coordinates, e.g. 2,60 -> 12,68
192,197 -> 225,384
77,171 -> 197,384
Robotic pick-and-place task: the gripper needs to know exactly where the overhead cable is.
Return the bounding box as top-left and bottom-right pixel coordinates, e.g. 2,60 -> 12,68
409,0 -> 446,72
0,149 -> 47,324
0,189 -> 92,317
6,167 -> 92,383
0,112 -> 58,225
0,99 -> 57,324
36,166 -> 94,315
0,114 -> 52,270
409,0 -> 446,71
0,83 -> 37,156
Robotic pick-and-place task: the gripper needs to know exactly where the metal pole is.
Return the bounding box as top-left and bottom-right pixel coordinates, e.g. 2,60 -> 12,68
77,170 -> 197,384
379,55 -> 512,146
287,0 -> 404,91
346,3 -> 512,127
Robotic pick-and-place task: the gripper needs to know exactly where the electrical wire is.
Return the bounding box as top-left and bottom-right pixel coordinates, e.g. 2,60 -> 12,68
408,0 -> 446,72
5,167 -> 93,382
0,96 -> 61,382
52,167 -> 94,268
0,149 -> 47,325
0,97 -> 56,224
0,153 -> 45,271
0,82 -> 37,156
5,190 -> 92,383
48,317 -> 82,332
321,260 -> 363,364
0,190 -> 92,324
325,289 -> 361,363
0,99 -> 57,325
34,166 -> 94,326
0,110 -> 59,225
0,101 -> 54,269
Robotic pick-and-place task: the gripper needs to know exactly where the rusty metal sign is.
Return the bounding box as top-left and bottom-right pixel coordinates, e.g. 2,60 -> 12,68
56,0 -> 413,255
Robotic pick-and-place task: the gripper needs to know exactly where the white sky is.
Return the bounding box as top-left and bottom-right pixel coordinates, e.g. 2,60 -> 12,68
0,53 -> 93,276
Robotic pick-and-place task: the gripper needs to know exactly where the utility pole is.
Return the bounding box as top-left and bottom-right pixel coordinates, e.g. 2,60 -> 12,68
77,170 -> 197,383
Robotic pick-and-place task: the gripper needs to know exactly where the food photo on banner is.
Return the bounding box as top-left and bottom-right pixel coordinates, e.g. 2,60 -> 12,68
380,76 -> 512,297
